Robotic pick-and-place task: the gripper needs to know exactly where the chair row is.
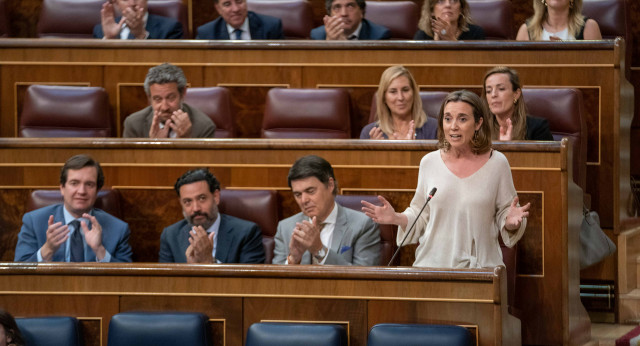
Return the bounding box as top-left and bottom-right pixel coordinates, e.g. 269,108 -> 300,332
15,313 -> 472,346
10,0 -> 628,40
19,84 -> 587,190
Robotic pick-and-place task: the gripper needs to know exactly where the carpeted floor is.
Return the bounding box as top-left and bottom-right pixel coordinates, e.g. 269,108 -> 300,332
615,325 -> 640,346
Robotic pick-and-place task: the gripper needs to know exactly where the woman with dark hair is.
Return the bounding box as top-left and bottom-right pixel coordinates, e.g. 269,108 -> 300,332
360,65 -> 436,140
0,309 -> 24,346
482,66 -> 554,140
516,0 -> 601,40
362,90 -> 529,268
414,0 -> 484,41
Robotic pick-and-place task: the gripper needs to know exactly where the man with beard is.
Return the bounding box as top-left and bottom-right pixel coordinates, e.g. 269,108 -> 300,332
123,63 -> 216,138
159,168 -> 265,263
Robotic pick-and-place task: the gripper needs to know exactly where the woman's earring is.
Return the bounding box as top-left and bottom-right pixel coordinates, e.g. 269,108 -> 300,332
540,0 -> 547,6
513,98 -> 517,105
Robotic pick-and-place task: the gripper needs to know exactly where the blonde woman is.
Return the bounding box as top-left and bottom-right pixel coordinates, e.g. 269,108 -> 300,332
360,66 -> 437,140
414,0 -> 484,41
516,0 -> 601,40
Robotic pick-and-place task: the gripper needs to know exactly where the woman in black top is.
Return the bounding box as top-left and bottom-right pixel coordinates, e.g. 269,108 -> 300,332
414,0 -> 484,41
482,66 -> 554,141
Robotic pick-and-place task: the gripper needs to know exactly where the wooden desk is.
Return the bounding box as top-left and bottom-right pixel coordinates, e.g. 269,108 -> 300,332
0,138 -> 587,345
0,39 -> 632,235
0,263 -> 518,346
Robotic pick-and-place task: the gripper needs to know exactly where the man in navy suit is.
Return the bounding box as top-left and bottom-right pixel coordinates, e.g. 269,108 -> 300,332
195,0 -> 284,39
159,169 -> 265,264
310,0 -> 390,40
14,155 -> 132,262
93,0 -> 183,39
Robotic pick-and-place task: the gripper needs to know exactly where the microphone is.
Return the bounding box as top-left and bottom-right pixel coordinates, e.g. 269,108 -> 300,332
387,187 -> 437,266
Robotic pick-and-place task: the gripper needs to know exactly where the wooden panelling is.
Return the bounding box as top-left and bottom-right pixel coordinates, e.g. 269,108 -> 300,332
0,264 -> 515,346
0,138 -> 587,345
0,40 -> 631,236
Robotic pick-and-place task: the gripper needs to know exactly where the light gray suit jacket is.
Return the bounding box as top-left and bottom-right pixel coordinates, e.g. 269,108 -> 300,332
122,103 -> 216,138
273,204 -> 380,265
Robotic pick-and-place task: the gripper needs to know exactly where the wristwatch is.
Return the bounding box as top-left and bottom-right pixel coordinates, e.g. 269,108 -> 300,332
313,245 -> 327,262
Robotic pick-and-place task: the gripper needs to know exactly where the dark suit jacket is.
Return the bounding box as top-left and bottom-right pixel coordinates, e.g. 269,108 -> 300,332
122,103 -> 216,138
413,24 -> 485,40
195,11 -> 284,39
310,18 -> 391,40
526,115 -> 555,140
93,13 -> 184,39
14,204 -> 132,262
159,214 -> 266,263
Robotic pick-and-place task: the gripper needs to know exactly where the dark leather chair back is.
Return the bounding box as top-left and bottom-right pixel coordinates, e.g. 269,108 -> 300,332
147,0 -> 189,38
0,0 -> 11,37
335,195 -> 395,266
368,91 -> 447,124
262,88 -> 351,139
20,85 -> 112,138
37,0 -> 187,38
419,91 -> 448,121
184,87 -> 236,138
218,189 -> 279,263
467,0 -> 514,39
582,0 -> 628,39
16,316 -> 82,346
364,1 -> 419,39
246,323 -> 347,346
522,88 -> 587,191
107,312 -> 211,346
367,323 -> 471,346
37,0 -> 102,38
27,189 -> 122,220
247,0 -> 313,39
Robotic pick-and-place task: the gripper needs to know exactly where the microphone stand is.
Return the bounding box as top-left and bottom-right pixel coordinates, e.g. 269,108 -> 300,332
387,187 -> 437,266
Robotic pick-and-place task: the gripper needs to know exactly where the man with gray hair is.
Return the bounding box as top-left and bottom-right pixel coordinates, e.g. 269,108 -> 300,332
123,63 -> 216,138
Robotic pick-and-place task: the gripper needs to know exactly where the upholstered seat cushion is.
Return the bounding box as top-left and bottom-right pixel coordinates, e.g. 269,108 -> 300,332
246,322 -> 347,346
107,312 -> 211,346
17,316 -> 82,346
368,323 -> 471,346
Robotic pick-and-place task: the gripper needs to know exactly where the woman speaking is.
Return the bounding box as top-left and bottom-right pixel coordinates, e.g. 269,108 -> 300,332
362,90 -> 529,268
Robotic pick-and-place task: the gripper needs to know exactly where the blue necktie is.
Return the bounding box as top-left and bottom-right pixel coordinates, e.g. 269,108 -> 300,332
69,220 -> 84,262
233,29 -> 242,40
